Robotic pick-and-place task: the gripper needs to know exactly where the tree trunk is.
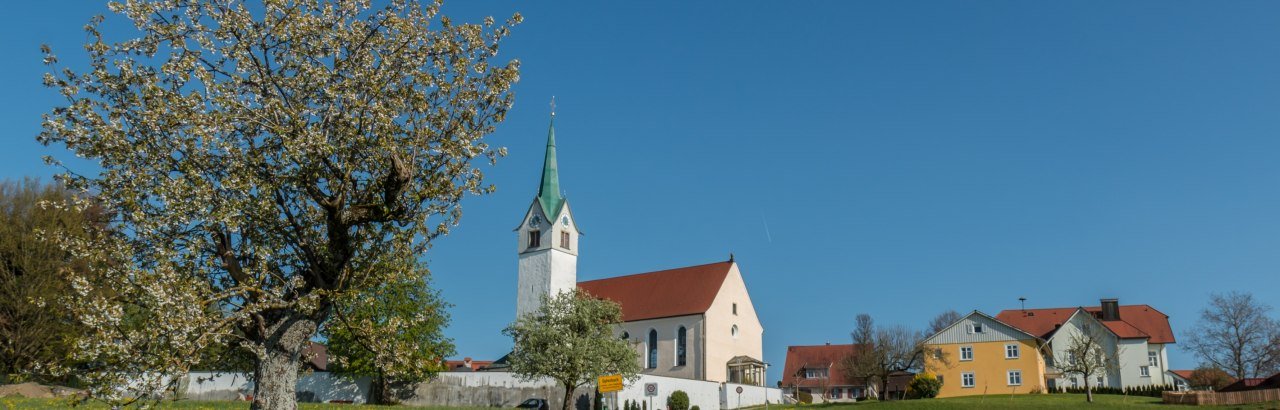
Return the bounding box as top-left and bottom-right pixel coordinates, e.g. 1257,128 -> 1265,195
1084,378 -> 1093,403
250,311 -> 321,410
563,382 -> 576,410
369,372 -> 393,405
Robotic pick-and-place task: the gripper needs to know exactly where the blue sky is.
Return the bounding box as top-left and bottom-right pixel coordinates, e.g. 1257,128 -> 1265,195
4,1 -> 1280,384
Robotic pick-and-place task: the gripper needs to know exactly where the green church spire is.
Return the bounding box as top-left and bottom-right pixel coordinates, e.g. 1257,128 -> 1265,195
536,113 -> 564,218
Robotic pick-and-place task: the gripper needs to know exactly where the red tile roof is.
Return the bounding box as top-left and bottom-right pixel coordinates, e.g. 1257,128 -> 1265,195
780,344 -> 871,388
445,357 -> 494,372
995,304 -> 1175,344
1261,373 -> 1280,390
578,261 -> 733,322
1169,370 -> 1195,380
302,342 -> 328,371
1219,378 -> 1267,392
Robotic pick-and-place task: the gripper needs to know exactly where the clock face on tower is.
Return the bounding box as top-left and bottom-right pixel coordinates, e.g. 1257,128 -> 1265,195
562,216 -> 569,226
529,216 -> 541,227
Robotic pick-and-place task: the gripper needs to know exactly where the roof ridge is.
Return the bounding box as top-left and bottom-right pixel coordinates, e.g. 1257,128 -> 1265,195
577,260 -> 732,283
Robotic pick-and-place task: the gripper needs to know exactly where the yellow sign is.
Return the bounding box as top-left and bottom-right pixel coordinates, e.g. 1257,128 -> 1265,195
598,375 -> 623,393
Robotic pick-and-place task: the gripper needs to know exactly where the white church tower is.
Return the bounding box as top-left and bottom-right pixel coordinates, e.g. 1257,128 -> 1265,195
515,111 -> 580,318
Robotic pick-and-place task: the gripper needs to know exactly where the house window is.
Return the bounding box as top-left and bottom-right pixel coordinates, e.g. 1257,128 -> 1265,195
1097,376 -> 1104,385
676,326 -> 687,366
528,230 -> 540,248
1140,366 -> 1150,377
967,323 -> 985,334
1008,370 -> 1022,386
1071,377 -> 1079,388
647,329 -> 658,369
961,372 -> 975,388
731,325 -> 739,338
960,346 -> 974,361
1148,351 -> 1159,367
1006,344 -> 1020,359
732,303 -> 738,315
829,389 -> 840,399
804,368 -> 828,379
560,231 -> 571,249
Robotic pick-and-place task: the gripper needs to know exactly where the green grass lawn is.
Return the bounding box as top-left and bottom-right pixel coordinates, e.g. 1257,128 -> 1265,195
6,395 -> 1280,410
780,394 -> 1280,410
0,397 -> 488,410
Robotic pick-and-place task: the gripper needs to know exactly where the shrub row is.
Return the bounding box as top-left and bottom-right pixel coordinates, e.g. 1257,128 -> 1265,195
1051,384 -> 1175,397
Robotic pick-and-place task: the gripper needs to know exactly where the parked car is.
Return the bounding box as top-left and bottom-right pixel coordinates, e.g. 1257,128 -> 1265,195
517,398 -> 549,410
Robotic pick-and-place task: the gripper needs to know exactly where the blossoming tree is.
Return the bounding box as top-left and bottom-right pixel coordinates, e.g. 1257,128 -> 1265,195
37,0 -> 520,408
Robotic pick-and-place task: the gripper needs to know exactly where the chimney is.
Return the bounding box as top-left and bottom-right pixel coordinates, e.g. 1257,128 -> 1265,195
464,357 -> 473,369
825,341 -> 831,346
1100,298 -> 1120,321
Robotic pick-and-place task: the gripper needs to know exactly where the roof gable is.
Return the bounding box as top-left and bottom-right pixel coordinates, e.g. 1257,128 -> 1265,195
995,304 -> 1175,344
578,261 -> 733,322
925,310 -> 1039,345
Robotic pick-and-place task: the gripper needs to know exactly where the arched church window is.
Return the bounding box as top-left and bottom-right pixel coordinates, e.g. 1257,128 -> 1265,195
561,231 -> 570,249
731,325 -> 739,338
676,326 -> 687,366
647,329 -> 658,369
528,230 -> 540,248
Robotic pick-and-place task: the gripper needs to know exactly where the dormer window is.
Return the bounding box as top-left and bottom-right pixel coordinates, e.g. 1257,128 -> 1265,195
561,231 -> 571,249
528,230 -> 540,248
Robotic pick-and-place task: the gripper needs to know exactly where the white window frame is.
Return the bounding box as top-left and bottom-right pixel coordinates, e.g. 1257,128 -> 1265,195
960,346 -> 974,361
1140,366 -> 1150,377
1005,343 -> 1020,359
1007,370 -> 1022,386
961,372 -> 975,388
1148,351 -> 1159,367
1070,377 -> 1079,388
972,323 -> 985,333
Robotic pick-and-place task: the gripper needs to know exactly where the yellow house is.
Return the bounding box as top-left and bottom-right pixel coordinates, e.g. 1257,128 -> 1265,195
923,311 -> 1047,398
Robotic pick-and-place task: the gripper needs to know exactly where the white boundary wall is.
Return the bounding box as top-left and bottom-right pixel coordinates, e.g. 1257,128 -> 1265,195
183,371 -> 369,403
430,372 -> 781,410
721,382 -> 783,409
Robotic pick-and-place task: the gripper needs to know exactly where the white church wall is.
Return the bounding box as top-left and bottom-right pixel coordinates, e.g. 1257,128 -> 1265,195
618,315 -> 706,380
704,264 -> 764,383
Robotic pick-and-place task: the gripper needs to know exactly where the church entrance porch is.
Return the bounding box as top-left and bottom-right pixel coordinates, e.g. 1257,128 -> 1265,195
726,355 -> 766,386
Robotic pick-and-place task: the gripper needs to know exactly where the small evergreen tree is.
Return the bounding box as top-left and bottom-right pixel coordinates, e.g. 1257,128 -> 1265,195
667,390 -> 690,410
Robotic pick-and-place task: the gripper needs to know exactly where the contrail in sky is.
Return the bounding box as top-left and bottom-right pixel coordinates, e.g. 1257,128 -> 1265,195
762,214 -> 772,243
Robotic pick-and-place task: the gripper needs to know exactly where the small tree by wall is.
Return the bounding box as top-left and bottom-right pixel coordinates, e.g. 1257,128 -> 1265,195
666,390 -> 689,410
504,290 -> 640,410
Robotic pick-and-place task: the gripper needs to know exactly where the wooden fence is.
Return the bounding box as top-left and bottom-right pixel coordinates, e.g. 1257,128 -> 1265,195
1163,388 -> 1280,406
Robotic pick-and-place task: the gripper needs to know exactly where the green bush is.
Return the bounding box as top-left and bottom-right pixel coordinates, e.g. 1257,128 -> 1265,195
797,390 -> 813,404
690,406 -> 700,410
667,390 -> 690,410
907,373 -> 942,399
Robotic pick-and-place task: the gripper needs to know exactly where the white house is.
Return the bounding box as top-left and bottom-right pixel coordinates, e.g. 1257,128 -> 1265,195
500,114 -> 767,385
996,299 -> 1176,390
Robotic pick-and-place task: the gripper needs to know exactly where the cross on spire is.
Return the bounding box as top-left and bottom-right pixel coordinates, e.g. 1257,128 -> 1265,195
550,96 -> 556,117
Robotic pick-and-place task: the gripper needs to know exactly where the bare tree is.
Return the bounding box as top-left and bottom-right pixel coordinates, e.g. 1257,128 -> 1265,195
1184,291 -> 1280,380
1056,325 -> 1120,403
928,310 -> 962,335
840,314 -> 930,401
